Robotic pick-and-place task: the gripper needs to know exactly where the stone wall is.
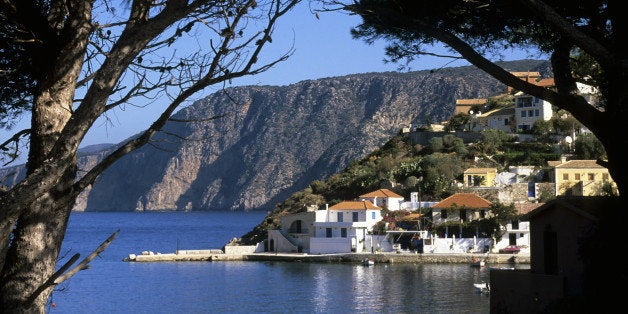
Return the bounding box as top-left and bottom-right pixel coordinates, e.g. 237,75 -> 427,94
224,245 -> 257,255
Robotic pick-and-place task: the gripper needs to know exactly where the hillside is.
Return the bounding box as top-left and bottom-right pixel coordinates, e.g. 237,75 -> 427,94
0,60 -> 552,212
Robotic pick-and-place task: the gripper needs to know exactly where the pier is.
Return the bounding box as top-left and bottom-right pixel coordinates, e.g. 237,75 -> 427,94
123,247 -> 529,264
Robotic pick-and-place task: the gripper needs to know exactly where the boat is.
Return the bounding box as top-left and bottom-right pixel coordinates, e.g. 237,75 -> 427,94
489,266 -> 515,270
362,259 -> 375,266
470,259 -> 486,267
473,282 -> 490,294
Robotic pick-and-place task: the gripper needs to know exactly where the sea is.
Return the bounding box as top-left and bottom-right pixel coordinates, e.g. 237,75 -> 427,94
50,211 -> 494,314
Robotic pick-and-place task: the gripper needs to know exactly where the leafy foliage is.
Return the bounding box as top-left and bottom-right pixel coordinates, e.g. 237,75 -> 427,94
444,113 -> 470,132
573,133 -> 606,160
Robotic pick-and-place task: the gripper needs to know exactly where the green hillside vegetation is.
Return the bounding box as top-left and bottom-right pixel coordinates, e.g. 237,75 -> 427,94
238,121 -> 606,245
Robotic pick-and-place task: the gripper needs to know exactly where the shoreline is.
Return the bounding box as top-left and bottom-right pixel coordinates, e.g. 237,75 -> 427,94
124,251 -> 529,265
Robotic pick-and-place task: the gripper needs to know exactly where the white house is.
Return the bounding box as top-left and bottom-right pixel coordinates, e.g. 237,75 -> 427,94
266,194 -> 538,255
492,202 -> 542,254
514,91 -> 554,132
358,188 -> 404,211
309,201 -> 383,254
485,107 -> 515,133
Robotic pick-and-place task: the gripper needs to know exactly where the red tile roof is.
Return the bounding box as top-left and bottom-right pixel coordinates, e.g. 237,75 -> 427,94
432,193 -> 492,209
359,189 -> 403,199
329,200 -> 381,211
514,202 -> 545,215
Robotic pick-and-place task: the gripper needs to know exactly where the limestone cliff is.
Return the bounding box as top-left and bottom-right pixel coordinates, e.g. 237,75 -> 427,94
0,60 -> 551,211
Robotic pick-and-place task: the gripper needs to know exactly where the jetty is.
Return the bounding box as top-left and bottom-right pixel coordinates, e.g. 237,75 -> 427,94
123,247 -> 529,264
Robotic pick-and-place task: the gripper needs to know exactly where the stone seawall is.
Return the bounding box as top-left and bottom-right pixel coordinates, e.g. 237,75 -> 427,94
243,252 -> 528,264
125,251 -> 529,264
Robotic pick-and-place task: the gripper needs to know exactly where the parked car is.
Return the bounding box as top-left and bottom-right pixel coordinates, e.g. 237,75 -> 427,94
499,245 -> 521,254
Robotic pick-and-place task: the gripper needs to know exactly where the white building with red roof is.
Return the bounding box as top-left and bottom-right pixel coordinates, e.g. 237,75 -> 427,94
431,193 -> 493,224
309,200 -> 383,254
359,188 -> 405,211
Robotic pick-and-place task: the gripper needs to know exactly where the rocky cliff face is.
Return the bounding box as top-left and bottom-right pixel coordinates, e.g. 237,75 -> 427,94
0,60 -> 551,211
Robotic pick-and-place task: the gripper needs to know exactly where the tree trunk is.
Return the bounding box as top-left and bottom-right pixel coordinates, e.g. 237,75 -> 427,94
0,57 -> 81,314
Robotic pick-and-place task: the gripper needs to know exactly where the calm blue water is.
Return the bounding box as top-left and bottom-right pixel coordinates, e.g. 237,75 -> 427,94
50,211 -> 491,313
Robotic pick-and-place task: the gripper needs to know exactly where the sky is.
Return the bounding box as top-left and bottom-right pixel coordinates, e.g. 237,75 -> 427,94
0,2 -> 543,167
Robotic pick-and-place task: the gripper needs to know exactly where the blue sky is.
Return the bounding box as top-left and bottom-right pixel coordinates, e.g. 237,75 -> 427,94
1,2 -> 543,166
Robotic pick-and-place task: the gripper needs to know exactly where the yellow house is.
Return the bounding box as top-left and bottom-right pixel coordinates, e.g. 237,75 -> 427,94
463,167 -> 497,187
548,158 -> 617,196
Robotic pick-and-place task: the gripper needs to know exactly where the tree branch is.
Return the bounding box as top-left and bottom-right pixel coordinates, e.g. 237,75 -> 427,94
25,230 -> 119,306
517,0 -> 618,71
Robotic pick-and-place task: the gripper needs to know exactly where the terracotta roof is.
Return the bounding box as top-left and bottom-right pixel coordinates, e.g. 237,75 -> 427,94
359,189 -> 403,199
514,202 -> 545,215
432,193 -> 492,209
507,72 -> 554,92
553,160 -> 605,169
329,200 -> 381,211
535,78 -> 555,87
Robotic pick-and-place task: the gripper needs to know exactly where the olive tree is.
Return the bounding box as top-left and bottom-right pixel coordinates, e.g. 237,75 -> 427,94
0,0 -> 300,311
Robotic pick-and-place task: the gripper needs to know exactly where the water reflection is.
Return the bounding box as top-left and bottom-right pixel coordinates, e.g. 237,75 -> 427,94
303,263 -> 490,313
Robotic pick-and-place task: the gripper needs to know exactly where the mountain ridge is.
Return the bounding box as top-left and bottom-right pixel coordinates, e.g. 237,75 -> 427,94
0,59 -> 552,212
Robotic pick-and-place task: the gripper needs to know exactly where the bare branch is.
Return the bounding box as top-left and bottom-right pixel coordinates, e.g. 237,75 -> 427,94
0,129 -> 30,167
25,230 -> 119,306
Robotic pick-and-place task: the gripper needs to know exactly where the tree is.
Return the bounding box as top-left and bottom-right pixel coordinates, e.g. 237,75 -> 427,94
573,133 -> 607,160
326,0 -> 627,198
475,129 -> 511,155
0,0 -> 300,311
323,0 -> 626,308
443,112 -> 470,132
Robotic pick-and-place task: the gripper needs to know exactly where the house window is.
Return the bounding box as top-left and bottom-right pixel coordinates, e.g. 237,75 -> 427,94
518,97 -> 532,107
563,173 -> 569,180
371,212 -> 376,220
341,228 -> 347,238
528,182 -> 535,197
337,212 -> 343,222
534,109 -> 540,116
603,173 -> 609,180
326,228 -> 332,238
575,173 -> 581,180
460,209 -> 467,222
511,220 -> 519,230
441,209 -> 448,219
479,209 -> 486,219
504,118 -> 509,126
528,109 -> 533,117
352,212 -> 359,222
521,111 -> 526,117
588,173 -> 595,180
